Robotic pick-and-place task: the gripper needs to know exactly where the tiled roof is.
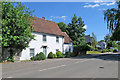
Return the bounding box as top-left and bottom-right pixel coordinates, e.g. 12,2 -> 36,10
32,17 -> 63,36
62,32 -> 73,43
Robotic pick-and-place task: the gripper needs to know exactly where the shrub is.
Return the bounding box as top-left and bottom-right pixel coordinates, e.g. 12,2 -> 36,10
56,51 -> 63,58
101,49 -> 109,53
65,52 -> 70,58
70,52 -> 77,57
7,56 -> 15,62
87,45 -> 95,51
108,49 -> 113,52
53,54 -> 57,58
95,48 -> 98,51
48,52 -> 54,59
31,52 -> 46,60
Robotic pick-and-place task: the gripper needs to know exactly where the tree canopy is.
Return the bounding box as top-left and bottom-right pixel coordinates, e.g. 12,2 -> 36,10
92,32 -> 97,48
57,22 -> 67,32
104,1 -> 120,41
67,14 -> 86,45
2,2 -> 35,59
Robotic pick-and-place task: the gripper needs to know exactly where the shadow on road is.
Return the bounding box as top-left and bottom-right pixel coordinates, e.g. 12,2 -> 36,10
70,53 -> 120,61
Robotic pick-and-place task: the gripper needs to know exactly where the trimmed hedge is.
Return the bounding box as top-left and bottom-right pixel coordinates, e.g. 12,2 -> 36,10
53,54 -> 57,58
31,52 -> 46,60
56,51 -> 63,58
48,52 -> 54,59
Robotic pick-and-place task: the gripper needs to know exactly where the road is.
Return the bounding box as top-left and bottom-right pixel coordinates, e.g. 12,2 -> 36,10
2,53 -> 119,78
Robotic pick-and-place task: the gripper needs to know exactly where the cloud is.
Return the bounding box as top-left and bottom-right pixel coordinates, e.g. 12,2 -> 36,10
83,1 -> 115,8
100,2 -> 115,6
50,16 -> 67,21
94,0 -> 103,3
83,25 -> 87,29
83,4 -> 100,8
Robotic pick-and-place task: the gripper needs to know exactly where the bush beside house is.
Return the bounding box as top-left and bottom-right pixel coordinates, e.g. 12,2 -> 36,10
31,52 -> 46,61
56,51 -> 64,58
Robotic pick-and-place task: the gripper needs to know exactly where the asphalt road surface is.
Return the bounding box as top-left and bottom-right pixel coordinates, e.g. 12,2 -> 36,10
2,53 -> 119,78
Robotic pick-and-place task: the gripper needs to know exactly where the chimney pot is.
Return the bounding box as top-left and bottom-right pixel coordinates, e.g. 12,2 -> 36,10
42,17 -> 46,20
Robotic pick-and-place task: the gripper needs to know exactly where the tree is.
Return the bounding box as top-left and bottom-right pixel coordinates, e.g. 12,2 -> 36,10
104,1 -> 120,41
57,22 -> 67,32
104,34 -> 111,42
67,14 -> 86,45
92,32 -> 97,48
2,2 -> 35,60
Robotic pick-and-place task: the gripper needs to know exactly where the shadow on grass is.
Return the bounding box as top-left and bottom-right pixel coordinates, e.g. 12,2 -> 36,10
70,52 -> 120,61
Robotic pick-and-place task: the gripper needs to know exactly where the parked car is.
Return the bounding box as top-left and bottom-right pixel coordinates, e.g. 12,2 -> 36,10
113,49 -> 119,53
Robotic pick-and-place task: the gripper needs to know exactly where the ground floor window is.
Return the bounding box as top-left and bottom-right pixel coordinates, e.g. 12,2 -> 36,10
30,48 -> 34,57
43,46 -> 47,56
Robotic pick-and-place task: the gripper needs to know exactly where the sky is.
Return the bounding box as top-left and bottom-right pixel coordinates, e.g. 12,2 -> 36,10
23,1 -> 117,41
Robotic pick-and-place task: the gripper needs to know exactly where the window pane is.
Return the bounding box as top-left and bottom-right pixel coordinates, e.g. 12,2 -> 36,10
56,36 -> 59,42
30,49 -> 34,57
43,35 -> 46,41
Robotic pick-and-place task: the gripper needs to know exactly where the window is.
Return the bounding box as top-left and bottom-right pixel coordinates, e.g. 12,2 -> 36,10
43,46 -> 47,56
30,49 -> 34,57
43,35 -> 46,42
56,36 -> 59,43
56,49 -> 59,52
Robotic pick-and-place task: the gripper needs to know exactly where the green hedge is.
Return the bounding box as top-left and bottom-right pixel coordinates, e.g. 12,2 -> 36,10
31,52 -> 46,61
56,51 -> 64,58
53,54 -> 57,58
48,52 -> 54,59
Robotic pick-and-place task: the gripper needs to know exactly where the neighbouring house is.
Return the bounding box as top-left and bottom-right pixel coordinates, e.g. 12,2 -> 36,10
62,32 -> 73,54
2,17 -> 73,60
84,35 -> 93,45
98,41 -> 107,49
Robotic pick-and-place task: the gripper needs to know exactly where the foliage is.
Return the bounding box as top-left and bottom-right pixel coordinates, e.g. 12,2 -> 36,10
95,48 -> 98,51
67,14 -> 86,45
104,34 -> 111,42
101,49 -> 113,53
87,44 -> 95,51
65,52 -> 70,58
48,52 -> 54,59
57,22 -> 67,32
92,32 -> 97,48
117,42 -> 120,45
56,51 -> 63,58
2,2 -> 35,60
104,2 -> 120,41
53,54 -> 57,58
31,52 -> 46,60
7,56 -> 15,62
118,45 -> 120,51
107,40 -> 118,48
70,52 -> 77,57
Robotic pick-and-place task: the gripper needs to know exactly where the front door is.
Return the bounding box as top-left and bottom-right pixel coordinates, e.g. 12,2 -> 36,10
43,46 -> 47,57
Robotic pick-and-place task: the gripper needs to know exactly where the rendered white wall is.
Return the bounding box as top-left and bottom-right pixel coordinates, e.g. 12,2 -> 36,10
20,32 -> 64,60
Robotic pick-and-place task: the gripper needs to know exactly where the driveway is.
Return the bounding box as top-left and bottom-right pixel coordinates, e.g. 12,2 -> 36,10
2,53 -> 119,78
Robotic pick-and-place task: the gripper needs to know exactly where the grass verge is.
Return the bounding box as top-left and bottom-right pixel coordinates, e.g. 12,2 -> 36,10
87,51 -> 102,54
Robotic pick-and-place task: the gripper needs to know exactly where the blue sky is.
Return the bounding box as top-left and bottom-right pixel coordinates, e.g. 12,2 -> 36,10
24,2 -> 117,41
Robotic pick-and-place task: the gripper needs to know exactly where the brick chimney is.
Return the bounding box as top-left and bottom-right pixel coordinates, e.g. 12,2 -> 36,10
42,17 -> 46,20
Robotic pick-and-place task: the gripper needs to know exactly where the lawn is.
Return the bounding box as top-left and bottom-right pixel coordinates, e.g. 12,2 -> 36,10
87,51 -> 102,54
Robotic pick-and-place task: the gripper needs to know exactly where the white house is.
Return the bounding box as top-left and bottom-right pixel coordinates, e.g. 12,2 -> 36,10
62,32 -> 73,54
98,41 -> 107,49
16,17 -> 73,60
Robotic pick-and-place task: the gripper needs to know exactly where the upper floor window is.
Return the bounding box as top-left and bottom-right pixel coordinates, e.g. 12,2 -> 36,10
30,48 -> 34,57
43,35 -> 46,42
56,36 -> 59,43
